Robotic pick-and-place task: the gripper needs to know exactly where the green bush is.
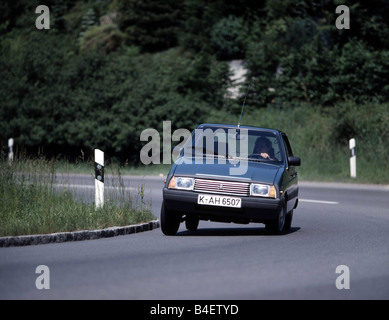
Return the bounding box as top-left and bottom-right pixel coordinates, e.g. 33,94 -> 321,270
210,15 -> 248,60
0,35 -> 224,162
79,24 -> 127,53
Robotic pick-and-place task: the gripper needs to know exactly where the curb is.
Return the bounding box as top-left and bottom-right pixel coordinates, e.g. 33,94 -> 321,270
0,220 -> 160,248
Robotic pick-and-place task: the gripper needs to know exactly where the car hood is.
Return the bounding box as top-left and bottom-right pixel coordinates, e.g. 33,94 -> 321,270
172,157 -> 281,185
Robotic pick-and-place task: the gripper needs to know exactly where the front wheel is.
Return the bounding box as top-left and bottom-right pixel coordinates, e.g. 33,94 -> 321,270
160,201 -> 181,235
266,202 -> 286,234
284,210 -> 293,231
185,215 -> 199,231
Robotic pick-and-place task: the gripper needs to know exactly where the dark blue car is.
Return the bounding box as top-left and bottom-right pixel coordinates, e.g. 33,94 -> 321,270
161,123 -> 301,235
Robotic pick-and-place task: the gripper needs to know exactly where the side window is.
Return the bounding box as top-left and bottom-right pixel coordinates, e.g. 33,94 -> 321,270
282,134 -> 294,158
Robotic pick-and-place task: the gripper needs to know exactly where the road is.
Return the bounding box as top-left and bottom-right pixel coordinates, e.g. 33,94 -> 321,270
1,174 -> 389,300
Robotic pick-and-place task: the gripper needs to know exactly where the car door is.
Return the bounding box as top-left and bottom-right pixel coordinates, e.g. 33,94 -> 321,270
281,133 -> 299,212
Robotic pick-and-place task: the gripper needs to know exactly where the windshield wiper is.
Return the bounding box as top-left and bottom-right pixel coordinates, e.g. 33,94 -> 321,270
229,156 -> 262,163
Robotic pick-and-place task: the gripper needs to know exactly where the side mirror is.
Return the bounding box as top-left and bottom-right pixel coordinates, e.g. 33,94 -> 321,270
288,156 -> 301,166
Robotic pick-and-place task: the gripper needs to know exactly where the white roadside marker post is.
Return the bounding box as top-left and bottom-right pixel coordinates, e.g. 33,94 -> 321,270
8,138 -> 14,163
95,149 -> 104,209
349,138 -> 356,178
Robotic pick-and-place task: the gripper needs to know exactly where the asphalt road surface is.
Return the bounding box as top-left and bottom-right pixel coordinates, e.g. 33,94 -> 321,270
1,174 -> 388,300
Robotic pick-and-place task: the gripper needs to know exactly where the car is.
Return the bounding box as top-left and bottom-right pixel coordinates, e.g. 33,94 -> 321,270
161,123 -> 300,235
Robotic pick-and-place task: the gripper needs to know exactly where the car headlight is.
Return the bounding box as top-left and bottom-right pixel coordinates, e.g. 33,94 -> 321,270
250,184 -> 277,198
168,176 -> 195,190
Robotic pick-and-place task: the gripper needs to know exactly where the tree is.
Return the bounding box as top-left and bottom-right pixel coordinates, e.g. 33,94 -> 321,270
118,0 -> 183,52
210,15 -> 248,60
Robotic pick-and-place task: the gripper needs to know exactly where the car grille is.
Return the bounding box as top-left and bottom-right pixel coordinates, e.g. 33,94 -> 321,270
194,178 -> 250,196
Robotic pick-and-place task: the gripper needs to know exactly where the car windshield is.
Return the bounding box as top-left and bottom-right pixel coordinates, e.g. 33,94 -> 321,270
181,125 -> 283,163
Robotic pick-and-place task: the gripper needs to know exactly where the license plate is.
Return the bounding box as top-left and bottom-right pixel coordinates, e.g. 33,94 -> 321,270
197,194 -> 242,208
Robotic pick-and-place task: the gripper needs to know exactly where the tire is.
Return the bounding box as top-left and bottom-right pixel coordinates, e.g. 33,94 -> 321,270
266,201 -> 286,234
185,215 -> 199,231
284,210 -> 293,231
160,201 -> 181,235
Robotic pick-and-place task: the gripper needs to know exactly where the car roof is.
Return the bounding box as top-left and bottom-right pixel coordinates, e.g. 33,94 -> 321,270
196,123 -> 284,135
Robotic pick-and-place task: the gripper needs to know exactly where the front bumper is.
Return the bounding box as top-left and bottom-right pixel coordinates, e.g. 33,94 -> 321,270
163,188 -> 282,224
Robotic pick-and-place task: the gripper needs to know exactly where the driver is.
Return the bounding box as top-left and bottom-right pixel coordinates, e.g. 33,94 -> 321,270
251,137 -> 275,160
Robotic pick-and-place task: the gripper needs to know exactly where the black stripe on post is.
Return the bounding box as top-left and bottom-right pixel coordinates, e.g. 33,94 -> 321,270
95,162 -> 104,183
350,147 -> 356,158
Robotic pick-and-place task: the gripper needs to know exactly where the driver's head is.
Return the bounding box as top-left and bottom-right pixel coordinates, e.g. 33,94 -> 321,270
254,137 -> 271,153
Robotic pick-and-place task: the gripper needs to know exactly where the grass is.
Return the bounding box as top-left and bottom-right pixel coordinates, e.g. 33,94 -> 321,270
0,154 -> 155,237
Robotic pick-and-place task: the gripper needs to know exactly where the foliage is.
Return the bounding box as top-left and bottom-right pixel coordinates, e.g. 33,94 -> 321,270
0,29 -> 227,162
78,7 -> 99,40
0,0 -> 388,175
118,0 -> 182,52
210,15 -> 248,60
79,24 -> 127,53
